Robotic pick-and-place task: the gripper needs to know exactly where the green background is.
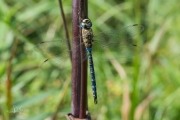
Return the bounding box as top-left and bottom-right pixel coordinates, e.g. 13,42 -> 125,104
0,0 -> 180,120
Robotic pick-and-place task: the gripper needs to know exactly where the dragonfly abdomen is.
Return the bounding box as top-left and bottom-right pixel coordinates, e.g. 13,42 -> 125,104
86,48 -> 97,104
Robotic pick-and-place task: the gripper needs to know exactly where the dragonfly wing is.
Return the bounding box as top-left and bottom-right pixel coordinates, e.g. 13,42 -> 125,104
92,24 -> 144,60
34,40 -> 73,69
34,40 -> 70,56
34,37 -> 88,69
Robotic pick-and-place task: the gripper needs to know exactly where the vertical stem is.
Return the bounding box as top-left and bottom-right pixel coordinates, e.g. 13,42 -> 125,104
72,0 -> 81,117
79,0 -> 88,118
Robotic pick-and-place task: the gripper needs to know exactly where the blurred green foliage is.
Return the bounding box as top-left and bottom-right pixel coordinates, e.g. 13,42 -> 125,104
0,0 -> 180,120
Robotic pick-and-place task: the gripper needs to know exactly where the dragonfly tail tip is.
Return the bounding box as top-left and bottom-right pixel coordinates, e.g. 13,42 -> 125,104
94,99 -> 98,104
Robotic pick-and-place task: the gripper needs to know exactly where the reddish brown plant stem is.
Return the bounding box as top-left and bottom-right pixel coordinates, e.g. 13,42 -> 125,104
72,0 -> 81,117
79,0 -> 88,118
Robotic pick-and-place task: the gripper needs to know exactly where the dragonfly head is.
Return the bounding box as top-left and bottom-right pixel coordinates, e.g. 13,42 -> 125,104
80,19 -> 92,29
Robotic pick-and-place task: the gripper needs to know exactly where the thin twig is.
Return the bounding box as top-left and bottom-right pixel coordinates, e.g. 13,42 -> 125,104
58,0 -> 72,61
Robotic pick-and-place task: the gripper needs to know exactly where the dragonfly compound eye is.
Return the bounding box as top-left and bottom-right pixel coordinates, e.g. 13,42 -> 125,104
80,22 -> 85,29
87,22 -> 92,28
81,19 -> 92,29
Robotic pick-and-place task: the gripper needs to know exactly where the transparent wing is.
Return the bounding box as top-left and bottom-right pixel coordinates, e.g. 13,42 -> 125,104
92,24 -> 144,61
34,40 -> 69,56
34,37 -> 87,69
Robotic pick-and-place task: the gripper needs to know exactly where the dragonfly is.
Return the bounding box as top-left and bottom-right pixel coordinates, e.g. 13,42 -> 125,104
34,19 -> 144,104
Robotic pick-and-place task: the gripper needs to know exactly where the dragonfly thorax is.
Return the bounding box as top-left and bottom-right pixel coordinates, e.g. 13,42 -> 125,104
82,28 -> 93,48
81,19 -> 93,48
